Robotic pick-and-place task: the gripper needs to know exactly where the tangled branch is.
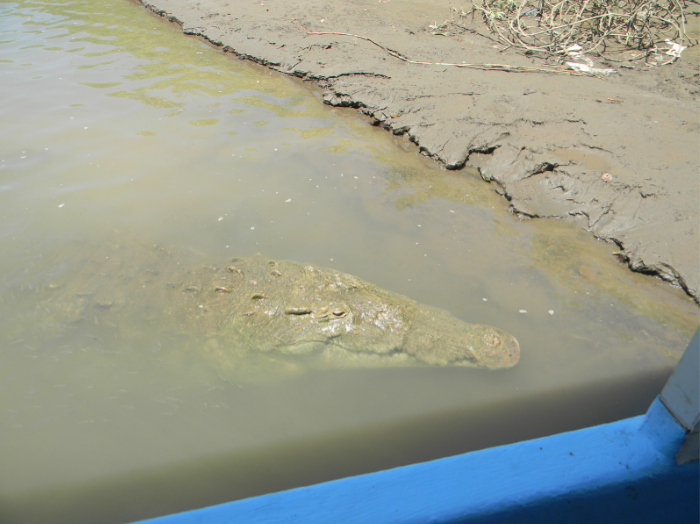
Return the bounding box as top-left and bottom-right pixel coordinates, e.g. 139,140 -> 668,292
470,0 -> 693,61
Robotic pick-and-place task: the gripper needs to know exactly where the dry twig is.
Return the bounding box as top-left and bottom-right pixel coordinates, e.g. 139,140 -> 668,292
307,31 -> 584,74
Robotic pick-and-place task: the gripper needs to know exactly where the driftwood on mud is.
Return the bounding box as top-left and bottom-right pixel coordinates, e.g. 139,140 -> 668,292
308,31 -> 584,74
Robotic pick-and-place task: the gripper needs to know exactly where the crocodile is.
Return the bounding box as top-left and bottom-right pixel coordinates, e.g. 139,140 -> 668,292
39,242 -> 520,370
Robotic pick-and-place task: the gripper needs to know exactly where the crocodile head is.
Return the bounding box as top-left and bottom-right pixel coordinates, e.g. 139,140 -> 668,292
219,257 -> 519,369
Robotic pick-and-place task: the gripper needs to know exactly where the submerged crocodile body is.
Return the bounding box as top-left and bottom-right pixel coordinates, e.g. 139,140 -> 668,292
40,243 -> 520,370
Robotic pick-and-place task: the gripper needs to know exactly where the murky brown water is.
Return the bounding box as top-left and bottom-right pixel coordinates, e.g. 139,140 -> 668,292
1,0 -> 698,522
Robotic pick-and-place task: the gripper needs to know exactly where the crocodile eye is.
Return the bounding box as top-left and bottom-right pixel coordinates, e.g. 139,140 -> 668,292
332,309 -> 347,318
483,333 -> 501,346
284,307 -> 312,315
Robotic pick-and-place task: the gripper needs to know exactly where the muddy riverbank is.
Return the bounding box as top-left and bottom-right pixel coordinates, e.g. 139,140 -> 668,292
138,0 -> 699,303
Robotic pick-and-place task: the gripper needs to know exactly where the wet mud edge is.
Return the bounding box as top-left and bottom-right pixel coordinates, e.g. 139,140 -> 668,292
137,0 -> 699,304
